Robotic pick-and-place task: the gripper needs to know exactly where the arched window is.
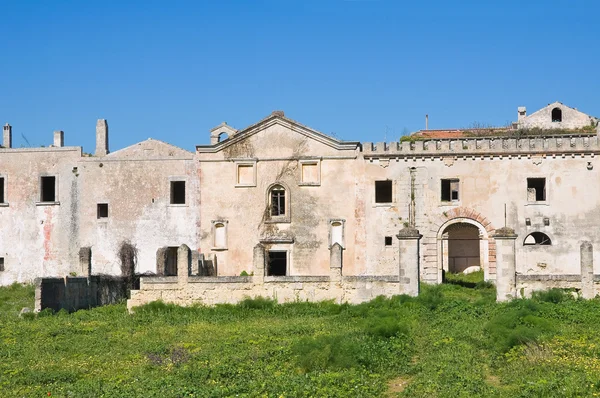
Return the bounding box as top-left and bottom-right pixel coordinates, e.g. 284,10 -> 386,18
524,232 -> 552,246
329,219 -> 345,248
551,108 -> 562,123
217,132 -> 229,142
212,220 -> 228,250
270,185 -> 286,217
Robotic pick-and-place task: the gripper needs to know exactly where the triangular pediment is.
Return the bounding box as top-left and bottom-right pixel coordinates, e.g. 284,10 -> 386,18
197,112 -> 360,154
107,139 -> 193,159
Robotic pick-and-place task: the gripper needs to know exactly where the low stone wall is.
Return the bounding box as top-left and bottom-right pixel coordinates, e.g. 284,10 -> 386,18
516,274 -> 600,298
35,275 -> 128,312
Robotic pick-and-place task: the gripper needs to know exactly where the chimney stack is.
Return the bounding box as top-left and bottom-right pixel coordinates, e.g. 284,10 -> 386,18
518,107 -> 527,121
3,123 -> 11,148
95,119 -> 109,156
53,130 -> 64,147
425,114 -> 429,130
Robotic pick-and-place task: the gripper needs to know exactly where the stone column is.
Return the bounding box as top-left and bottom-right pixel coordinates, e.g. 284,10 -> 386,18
156,247 -> 167,276
329,243 -> 343,283
79,247 -> 92,277
177,244 -> 191,285
191,249 -> 199,276
581,241 -> 594,299
493,227 -> 518,302
396,227 -> 422,296
253,244 -> 265,284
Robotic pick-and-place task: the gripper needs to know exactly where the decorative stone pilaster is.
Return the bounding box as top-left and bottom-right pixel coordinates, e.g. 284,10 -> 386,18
329,243 -> 343,283
253,244 -> 265,284
580,241 -> 594,299
396,227 -> 422,296
493,227 -> 517,302
177,244 -> 191,285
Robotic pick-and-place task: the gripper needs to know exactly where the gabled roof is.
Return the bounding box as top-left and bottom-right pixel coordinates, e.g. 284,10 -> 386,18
524,101 -> 598,121
196,111 -> 360,153
107,138 -> 193,159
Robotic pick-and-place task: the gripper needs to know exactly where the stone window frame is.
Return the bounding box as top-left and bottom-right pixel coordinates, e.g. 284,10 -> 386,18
234,160 -> 257,187
298,158 -> 321,186
168,176 -> 188,207
525,176 -> 549,204
265,182 -> 291,224
36,174 -> 60,206
440,178 -> 460,204
328,218 -> 345,249
96,200 -> 110,222
265,244 -> 292,277
0,174 -> 8,207
373,179 -> 395,207
211,220 -> 228,251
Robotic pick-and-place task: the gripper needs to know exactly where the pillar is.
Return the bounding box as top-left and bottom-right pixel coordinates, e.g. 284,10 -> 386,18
581,241 -> 594,299
177,244 -> 191,285
396,227 -> 422,296
3,123 -> 12,148
95,119 -> 109,156
493,227 -> 517,302
329,243 -> 343,283
253,244 -> 265,284
156,247 -> 167,276
79,247 -> 92,277
53,130 -> 64,147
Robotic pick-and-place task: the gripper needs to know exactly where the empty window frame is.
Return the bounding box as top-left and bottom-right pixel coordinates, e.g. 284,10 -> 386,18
441,179 -> 459,202
375,180 -> 393,203
236,162 -> 256,187
299,159 -> 321,185
551,107 -> 562,123
329,219 -> 345,248
267,251 -> 287,276
40,176 -> 56,202
270,185 -> 286,217
527,178 -> 546,201
0,177 -> 4,203
524,232 -> 552,246
97,203 -> 108,219
170,181 -> 186,204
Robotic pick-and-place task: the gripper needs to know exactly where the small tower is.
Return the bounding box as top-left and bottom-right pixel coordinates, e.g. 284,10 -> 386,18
3,123 -> 11,148
210,122 -> 238,145
53,130 -> 64,147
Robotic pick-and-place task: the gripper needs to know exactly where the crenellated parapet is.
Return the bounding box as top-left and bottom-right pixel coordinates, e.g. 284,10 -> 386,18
362,134 -> 599,159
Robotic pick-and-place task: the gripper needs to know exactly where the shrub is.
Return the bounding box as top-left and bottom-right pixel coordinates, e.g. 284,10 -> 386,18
238,296 -> 276,310
365,316 -> 410,339
532,288 -> 571,304
294,335 -> 359,372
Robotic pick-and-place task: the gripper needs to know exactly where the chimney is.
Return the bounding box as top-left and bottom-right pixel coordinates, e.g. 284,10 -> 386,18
3,123 -> 11,148
95,119 -> 109,156
518,107 -> 527,121
425,114 -> 429,130
53,130 -> 64,147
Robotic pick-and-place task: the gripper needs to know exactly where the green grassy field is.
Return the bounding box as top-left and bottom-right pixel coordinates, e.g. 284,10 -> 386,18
2,273 -> 600,397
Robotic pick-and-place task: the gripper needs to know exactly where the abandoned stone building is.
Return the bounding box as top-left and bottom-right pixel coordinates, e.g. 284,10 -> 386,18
2,101 -> 600,308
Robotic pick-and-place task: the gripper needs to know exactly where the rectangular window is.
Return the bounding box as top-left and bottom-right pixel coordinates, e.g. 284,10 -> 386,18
97,203 -> 108,219
527,178 -> 546,201
0,257 -> 4,272
170,181 -> 186,204
385,236 -> 393,246
375,180 -> 393,203
0,177 -> 4,203
441,179 -> 459,202
40,176 -> 56,202
267,251 -> 287,276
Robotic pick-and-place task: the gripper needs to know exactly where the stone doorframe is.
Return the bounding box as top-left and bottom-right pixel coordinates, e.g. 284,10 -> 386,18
421,207 -> 496,284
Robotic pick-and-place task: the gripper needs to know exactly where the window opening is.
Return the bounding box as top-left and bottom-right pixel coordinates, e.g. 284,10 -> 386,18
441,179 -> 459,202
170,181 -> 186,204
527,178 -> 546,201
218,132 -> 229,142
40,176 -> 56,202
0,257 -> 4,272
0,177 -> 4,203
551,107 -> 562,122
270,185 -> 286,216
165,247 -> 178,275
385,236 -> 393,246
375,180 -> 392,203
524,232 -> 552,246
97,203 -> 108,219
267,251 -> 287,276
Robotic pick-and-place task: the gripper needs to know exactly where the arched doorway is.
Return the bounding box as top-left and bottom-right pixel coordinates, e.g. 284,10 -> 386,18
436,218 -> 491,283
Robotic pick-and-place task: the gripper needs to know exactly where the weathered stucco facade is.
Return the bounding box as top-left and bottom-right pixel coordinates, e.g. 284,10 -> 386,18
2,102 -> 600,306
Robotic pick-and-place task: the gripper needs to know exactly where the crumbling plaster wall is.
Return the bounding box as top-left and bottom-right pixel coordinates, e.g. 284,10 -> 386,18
0,147 -> 82,284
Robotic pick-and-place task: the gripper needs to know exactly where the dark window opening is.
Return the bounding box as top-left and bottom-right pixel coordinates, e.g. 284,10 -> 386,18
165,247 -> 178,276
97,203 -> 108,219
524,232 -> 552,246
441,179 -> 459,202
170,181 -> 186,204
267,251 -> 287,276
375,180 -> 393,203
0,177 -> 4,203
0,257 -> 4,272
385,236 -> 393,246
218,132 -> 229,142
551,107 -> 562,123
527,178 -> 546,201
270,186 -> 286,216
40,176 -> 56,202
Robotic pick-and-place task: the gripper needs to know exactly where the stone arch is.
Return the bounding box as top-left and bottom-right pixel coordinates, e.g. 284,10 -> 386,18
551,107 -> 562,123
421,207 -> 496,284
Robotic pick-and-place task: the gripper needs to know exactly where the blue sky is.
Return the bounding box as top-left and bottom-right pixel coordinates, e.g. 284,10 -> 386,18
1,0 -> 598,153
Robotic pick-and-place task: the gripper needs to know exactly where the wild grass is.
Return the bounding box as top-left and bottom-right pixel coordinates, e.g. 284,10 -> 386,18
2,280 -> 600,397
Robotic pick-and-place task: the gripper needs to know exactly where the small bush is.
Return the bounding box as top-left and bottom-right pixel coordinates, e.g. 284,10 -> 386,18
294,335 -> 359,372
532,288 -> 571,304
238,296 -> 276,310
365,317 -> 410,339
417,285 -> 444,310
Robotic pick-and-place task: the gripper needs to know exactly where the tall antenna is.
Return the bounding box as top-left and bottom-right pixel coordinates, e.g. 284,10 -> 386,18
21,133 -> 31,148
